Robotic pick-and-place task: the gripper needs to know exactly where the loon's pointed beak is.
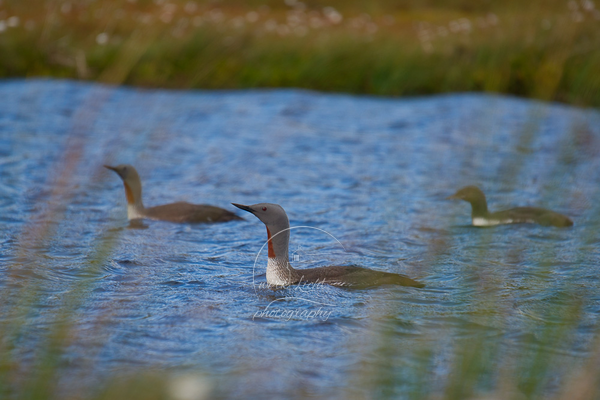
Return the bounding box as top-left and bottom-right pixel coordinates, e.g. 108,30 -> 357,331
232,203 -> 254,214
446,194 -> 460,200
104,165 -> 119,173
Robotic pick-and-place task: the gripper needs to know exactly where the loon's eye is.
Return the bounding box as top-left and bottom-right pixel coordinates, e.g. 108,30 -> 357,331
262,207 -> 267,211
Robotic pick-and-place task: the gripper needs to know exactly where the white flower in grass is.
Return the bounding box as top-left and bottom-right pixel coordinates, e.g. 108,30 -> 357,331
541,19 -> 552,30
140,14 -> 153,24
246,11 -> 259,23
160,12 -> 173,23
582,0 -> 595,10
7,16 -> 19,27
231,17 -> 244,29
209,9 -> 223,22
265,19 -> 277,31
366,22 -> 378,34
449,20 -> 460,32
96,32 -> 109,45
287,13 -> 301,26
458,18 -> 471,32
169,374 -> 211,400
184,1 -> 197,14
323,7 -> 342,24
163,3 -> 177,13
487,13 -> 499,25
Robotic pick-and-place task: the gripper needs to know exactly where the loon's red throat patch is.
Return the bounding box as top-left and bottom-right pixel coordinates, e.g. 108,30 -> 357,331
124,182 -> 135,204
266,227 -> 276,258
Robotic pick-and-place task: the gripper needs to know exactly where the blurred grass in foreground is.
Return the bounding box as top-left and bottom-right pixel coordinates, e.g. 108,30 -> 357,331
0,0 -> 599,106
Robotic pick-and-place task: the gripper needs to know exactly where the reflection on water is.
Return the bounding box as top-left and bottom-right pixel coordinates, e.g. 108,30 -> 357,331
1,79 -> 600,397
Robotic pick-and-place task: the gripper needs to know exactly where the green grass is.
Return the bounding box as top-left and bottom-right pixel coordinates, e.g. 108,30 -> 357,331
0,0 -> 599,106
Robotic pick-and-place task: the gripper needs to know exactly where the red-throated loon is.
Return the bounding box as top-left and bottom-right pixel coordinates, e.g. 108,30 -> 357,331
447,185 -> 573,227
232,202 -> 424,288
105,164 -> 242,223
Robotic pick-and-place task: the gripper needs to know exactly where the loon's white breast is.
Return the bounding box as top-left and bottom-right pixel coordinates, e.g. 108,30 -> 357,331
472,217 -> 512,226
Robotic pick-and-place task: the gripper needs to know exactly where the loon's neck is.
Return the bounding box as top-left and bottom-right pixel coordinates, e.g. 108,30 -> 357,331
265,224 -> 300,286
468,197 -> 489,220
124,182 -> 145,220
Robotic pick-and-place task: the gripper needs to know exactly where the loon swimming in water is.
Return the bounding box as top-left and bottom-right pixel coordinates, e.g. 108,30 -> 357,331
232,202 -> 424,288
447,185 -> 573,228
105,164 -> 243,223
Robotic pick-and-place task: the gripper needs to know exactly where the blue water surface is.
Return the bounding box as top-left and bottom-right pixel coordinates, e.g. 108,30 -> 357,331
1,79 -> 600,398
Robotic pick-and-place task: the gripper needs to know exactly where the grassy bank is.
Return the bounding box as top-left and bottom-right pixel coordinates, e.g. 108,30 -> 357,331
0,0 -> 599,106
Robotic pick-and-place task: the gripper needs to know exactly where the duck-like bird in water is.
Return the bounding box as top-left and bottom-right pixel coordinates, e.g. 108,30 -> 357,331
105,164 -> 243,223
447,185 -> 573,228
232,202 -> 424,288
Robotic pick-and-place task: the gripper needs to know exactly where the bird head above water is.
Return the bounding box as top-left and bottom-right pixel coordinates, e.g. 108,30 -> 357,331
447,185 -> 486,203
232,202 -> 291,260
232,203 -> 289,229
447,185 -> 489,218
104,164 -> 143,205
104,164 -> 139,181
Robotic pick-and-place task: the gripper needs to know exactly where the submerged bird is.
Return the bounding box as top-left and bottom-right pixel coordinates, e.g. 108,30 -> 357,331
447,185 -> 573,227
232,202 -> 424,288
105,164 -> 242,223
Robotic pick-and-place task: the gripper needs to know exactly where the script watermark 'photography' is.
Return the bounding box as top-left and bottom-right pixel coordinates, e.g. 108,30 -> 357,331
253,298 -> 334,322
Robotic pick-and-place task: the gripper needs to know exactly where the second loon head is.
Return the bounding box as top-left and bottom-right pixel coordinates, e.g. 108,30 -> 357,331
105,164 -> 143,205
447,185 -> 486,203
104,164 -> 140,183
